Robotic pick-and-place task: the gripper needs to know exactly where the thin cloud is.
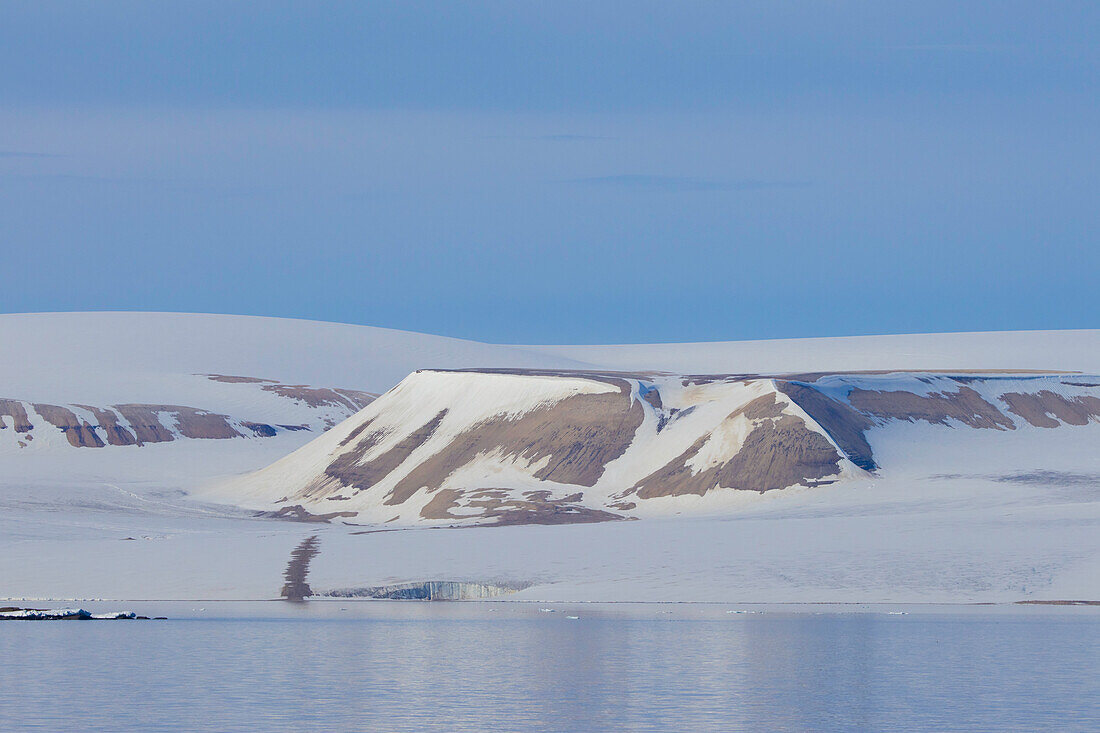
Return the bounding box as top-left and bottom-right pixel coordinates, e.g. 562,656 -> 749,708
539,134 -> 614,142
569,175 -> 810,192
888,43 -> 1017,52
0,150 -> 64,158
479,134 -> 614,141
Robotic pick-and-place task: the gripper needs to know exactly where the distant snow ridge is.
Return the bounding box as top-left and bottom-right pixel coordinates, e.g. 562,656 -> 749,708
220,369 -> 1100,526
0,375 -> 375,452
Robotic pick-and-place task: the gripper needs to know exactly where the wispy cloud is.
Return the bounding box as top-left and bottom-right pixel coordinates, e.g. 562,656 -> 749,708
888,43 -> 1016,52
539,134 -> 614,142
479,134 -> 614,142
0,150 -> 63,159
568,175 -> 810,192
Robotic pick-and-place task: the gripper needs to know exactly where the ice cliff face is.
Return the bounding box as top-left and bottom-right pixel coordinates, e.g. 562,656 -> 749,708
220,369 -> 1100,526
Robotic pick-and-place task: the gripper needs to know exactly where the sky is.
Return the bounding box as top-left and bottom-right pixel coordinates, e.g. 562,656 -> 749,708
1,1 -> 1097,344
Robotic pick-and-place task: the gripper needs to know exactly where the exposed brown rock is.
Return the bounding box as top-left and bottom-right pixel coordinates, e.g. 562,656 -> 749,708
74,405 -> 138,446
333,388 -> 377,409
631,394 -> 841,498
311,411 -> 449,500
337,417 -> 379,447
205,374 -> 376,411
111,404 -> 178,444
32,403 -> 105,447
1000,391 -> 1100,428
386,382 -> 644,506
469,489 -> 510,499
484,501 -> 624,526
203,374 -> 274,384
419,486 -> 624,525
847,386 -> 1015,430
173,407 -> 247,439
641,387 -> 663,410
419,489 -> 464,519
9,400 -> 265,446
776,381 -> 877,470
0,399 -> 33,432
113,404 -> 240,440
740,393 -> 784,420
261,505 -> 358,523
261,384 -> 375,412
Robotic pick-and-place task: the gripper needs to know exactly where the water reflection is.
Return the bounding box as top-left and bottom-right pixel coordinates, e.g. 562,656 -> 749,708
1,607 -> 1097,731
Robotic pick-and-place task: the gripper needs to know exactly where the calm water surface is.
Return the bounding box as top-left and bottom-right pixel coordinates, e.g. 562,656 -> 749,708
1,602 -> 1097,732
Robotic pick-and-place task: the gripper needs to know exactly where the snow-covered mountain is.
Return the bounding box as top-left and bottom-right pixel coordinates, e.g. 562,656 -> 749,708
2,312 -> 1098,603
3,312 -> 1097,504
218,368 -> 1100,526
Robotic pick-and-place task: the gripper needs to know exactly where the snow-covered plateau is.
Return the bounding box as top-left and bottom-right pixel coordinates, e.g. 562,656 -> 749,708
1,312 -> 1097,604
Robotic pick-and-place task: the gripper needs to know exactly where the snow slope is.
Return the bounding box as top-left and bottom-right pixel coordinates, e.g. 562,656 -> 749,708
534,329 -> 1100,374
0,311 -> 594,399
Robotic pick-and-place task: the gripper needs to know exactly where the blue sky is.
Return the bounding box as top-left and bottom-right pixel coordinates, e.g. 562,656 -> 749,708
1,1 -> 1097,343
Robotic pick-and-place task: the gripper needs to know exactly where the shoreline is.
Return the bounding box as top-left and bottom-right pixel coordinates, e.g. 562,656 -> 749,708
2,598 -> 1097,609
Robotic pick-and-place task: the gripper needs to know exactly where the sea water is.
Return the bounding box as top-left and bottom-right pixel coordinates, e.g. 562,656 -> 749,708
1,602 -> 1097,732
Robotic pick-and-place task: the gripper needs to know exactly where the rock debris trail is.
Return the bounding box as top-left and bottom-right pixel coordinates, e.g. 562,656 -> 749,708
280,535 -> 320,601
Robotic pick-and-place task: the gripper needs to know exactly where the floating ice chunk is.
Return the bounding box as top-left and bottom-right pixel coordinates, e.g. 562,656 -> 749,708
1,608 -> 135,620
0,608 -> 88,619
